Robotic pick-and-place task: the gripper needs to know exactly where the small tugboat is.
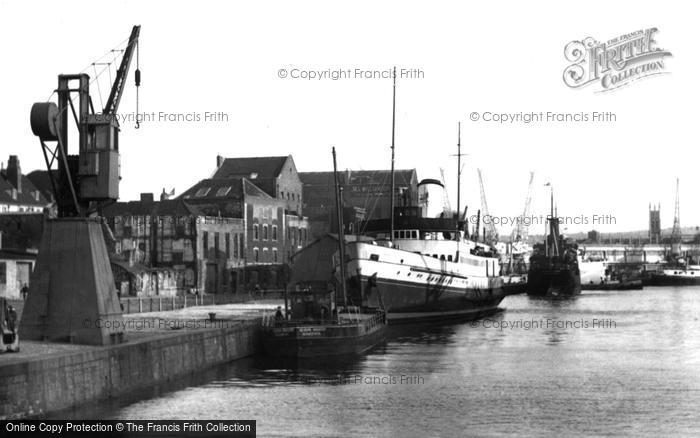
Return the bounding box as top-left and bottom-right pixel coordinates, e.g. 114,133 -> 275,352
580,262 -> 643,291
645,265 -> 700,286
262,147 -> 386,358
527,187 -> 581,297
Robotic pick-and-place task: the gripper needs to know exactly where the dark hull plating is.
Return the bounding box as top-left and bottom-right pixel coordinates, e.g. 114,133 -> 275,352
644,274 -> 700,286
349,275 -> 505,324
262,315 -> 386,358
527,268 -> 581,296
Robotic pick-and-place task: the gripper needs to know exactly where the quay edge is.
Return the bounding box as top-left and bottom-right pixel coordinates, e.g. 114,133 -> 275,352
0,320 -> 262,419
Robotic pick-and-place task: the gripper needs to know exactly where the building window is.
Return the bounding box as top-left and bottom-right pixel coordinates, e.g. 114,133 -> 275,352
225,233 -> 231,259
162,239 -> 173,262
203,231 -> 209,256
216,186 -> 232,197
273,248 -> 278,263
272,225 -> 277,241
254,247 -> 259,262
263,247 -> 269,261
214,232 -> 220,256
280,191 -> 284,199
239,234 -> 245,258
0,262 -> 6,284
195,187 -> 211,197
184,239 -> 194,262
233,234 -> 239,258
263,224 -> 268,240
253,224 -> 259,240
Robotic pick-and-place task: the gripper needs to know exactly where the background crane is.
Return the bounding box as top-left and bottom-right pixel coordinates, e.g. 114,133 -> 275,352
512,171 -> 534,242
671,177 -> 682,255
439,167 -> 452,216
477,168 -> 498,244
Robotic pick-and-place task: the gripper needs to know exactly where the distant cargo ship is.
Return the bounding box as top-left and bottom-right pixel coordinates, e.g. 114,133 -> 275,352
527,193 -> 581,297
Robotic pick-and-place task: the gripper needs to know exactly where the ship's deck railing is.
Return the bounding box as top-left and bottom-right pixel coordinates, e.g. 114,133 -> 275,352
262,308 -> 385,328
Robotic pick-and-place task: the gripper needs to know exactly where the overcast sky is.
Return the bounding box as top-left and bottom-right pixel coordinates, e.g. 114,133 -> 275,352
1,0 -> 697,235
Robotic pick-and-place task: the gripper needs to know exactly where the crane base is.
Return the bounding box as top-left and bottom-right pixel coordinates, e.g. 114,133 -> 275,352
20,218 -> 126,345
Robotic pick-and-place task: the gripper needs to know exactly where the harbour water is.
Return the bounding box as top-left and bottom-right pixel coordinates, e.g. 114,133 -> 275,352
54,287 -> 700,437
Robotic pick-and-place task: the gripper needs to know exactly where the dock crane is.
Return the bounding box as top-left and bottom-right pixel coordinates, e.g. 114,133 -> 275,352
22,26 -> 141,345
30,25 -> 140,217
512,172 -> 535,243
477,169 -> 498,244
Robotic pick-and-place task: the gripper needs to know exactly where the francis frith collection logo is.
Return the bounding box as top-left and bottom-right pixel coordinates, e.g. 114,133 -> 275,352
563,28 -> 672,92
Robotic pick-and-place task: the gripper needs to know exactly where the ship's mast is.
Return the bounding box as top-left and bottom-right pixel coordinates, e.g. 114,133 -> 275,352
390,66 -> 397,242
455,122 -> 462,260
456,122 -> 461,220
332,147 -> 348,308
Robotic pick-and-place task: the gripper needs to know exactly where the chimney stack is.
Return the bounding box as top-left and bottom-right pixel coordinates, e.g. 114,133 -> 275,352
216,155 -> 224,168
6,155 -> 21,193
140,193 -> 154,204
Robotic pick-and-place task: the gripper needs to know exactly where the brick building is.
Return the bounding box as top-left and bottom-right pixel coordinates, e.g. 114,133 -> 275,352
178,156 -> 311,286
103,195 -> 245,295
178,176 -> 305,288
213,155 -> 303,215
299,169 -> 419,240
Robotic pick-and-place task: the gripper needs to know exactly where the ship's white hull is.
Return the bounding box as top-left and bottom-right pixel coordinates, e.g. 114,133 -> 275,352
341,241 -> 505,323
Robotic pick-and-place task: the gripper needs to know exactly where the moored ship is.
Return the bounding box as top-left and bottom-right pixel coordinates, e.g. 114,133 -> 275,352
262,147 -> 387,358
340,206 -> 506,323
527,192 -> 581,297
645,265 -> 700,286
261,287 -> 386,358
331,71 -> 504,323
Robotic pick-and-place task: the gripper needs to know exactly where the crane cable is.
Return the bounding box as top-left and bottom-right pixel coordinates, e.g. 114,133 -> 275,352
135,40 -> 141,129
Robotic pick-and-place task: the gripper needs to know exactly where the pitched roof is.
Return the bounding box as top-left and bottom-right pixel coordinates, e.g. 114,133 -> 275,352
212,156 -> 290,179
102,198 -> 203,217
299,169 -> 417,187
0,170 -> 49,207
26,170 -> 57,201
178,177 -> 272,201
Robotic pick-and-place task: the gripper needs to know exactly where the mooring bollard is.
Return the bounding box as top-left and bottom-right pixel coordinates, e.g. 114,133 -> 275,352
159,297 -> 162,312
139,298 -> 142,313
